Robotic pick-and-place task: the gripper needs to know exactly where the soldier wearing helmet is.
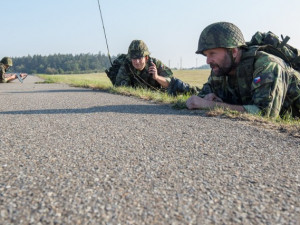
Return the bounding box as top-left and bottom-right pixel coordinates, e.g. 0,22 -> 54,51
186,22 -> 300,118
0,57 -> 27,83
114,40 -> 173,90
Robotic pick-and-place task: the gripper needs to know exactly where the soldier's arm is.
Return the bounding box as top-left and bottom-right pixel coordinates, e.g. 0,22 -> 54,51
153,75 -> 169,88
0,67 -> 6,83
2,73 -> 27,83
245,56 -> 287,117
186,95 -> 245,111
151,59 -> 172,88
115,65 -> 131,86
149,62 -> 169,88
196,74 -> 215,97
2,73 -> 18,83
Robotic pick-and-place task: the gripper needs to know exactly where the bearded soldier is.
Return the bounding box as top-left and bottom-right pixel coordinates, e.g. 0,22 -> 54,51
186,22 -> 300,118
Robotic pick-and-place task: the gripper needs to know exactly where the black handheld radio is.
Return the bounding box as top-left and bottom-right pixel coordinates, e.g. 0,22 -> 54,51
149,58 -> 154,76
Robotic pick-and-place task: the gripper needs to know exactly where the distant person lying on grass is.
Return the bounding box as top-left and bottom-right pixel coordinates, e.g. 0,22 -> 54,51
186,22 -> 300,118
105,40 -> 200,96
0,57 -> 27,83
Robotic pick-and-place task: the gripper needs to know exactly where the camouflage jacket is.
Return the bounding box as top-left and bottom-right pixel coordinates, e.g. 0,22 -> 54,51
198,46 -> 300,117
115,56 -> 173,90
0,63 -> 8,83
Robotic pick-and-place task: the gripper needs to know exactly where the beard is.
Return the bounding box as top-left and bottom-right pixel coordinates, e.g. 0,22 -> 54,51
209,50 -> 236,77
210,63 -> 232,76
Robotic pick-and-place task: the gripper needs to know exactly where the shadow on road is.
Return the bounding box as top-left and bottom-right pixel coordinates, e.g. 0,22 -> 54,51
0,104 -> 203,116
3,89 -> 95,94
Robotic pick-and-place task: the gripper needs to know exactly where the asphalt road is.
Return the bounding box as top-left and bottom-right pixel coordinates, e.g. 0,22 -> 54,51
0,75 -> 299,225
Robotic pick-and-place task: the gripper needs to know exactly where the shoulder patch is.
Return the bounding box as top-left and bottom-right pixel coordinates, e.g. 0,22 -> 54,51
253,72 -> 274,85
253,76 -> 261,84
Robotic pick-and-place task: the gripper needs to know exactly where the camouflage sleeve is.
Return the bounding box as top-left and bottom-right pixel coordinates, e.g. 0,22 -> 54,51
243,53 -> 289,117
197,71 -> 230,98
0,65 -> 8,83
115,64 -> 131,87
153,58 -> 173,83
197,74 -> 213,97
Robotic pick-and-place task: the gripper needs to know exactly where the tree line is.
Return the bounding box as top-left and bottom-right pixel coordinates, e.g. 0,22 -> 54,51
11,52 -> 113,74
11,53 -> 209,74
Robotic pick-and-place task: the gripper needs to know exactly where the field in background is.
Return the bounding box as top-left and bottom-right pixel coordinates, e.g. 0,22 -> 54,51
172,69 -> 210,87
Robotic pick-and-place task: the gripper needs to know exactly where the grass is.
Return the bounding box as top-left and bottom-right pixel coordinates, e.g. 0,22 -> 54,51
38,69 -> 209,89
206,107 -> 300,138
38,73 -> 112,89
37,70 -> 300,138
38,70 -> 209,106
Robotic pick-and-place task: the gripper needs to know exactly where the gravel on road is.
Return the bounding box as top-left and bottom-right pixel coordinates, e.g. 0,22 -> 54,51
0,76 -> 299,224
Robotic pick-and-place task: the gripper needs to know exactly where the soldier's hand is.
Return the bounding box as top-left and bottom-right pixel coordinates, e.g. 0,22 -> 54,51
149,62 -> 158,80
186,95 -> 216,110
203,93 -> 223,102
20,73 -> 28,79
186,95 -> 204,109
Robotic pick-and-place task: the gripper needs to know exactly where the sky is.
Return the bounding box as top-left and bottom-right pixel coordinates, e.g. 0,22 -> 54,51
2,0 -> 300,69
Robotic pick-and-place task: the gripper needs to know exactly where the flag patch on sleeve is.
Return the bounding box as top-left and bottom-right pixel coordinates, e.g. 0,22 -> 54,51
253,76 -> 261,84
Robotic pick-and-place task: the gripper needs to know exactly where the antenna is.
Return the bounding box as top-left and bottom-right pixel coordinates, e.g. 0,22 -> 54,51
96,0 -> 113,66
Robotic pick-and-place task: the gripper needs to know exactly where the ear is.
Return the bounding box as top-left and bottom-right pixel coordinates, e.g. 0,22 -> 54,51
231,48 -> 239,58
145,55 -> 149,61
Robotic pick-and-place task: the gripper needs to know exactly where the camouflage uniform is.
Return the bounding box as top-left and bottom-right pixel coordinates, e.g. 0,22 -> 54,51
198,47 -> 300,117
196,22 -> 300,118
0,57 -> 13,83
0,63 -> 9,83
167,77 -> 201,96
109,40 -> 198,95
115,56 -> 173,90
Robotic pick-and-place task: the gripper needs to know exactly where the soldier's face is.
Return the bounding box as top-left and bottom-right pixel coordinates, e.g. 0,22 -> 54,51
204,48 -> 233,76
131,57 -> 146,71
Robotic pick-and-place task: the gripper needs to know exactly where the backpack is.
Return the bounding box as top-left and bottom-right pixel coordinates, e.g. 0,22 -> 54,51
247,31 -> 300,71
105,54 -> 127,85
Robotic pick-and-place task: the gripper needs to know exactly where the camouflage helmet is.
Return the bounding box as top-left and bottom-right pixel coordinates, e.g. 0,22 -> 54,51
128,40 -> 150,59
196,22 -> 246,55
1,57 -> 13,66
